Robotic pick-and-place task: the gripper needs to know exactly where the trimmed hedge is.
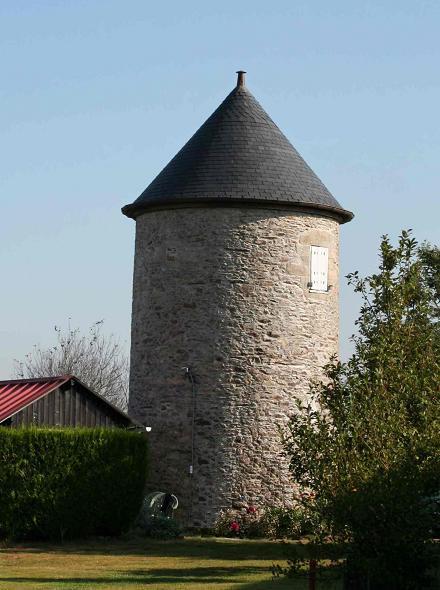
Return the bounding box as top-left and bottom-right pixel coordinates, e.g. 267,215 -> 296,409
0,427 -> 148,540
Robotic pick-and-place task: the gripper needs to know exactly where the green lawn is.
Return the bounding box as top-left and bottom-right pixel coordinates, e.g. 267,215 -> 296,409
0,536 -> 342,590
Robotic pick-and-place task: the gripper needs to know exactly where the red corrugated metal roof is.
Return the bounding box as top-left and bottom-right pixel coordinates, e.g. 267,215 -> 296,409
0,376 -> 71,423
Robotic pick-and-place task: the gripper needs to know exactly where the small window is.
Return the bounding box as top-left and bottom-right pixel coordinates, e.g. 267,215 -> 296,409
310,246 -> 329,292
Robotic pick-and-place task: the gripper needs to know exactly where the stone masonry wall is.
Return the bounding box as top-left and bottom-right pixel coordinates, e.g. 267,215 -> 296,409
129,206 -> 340,527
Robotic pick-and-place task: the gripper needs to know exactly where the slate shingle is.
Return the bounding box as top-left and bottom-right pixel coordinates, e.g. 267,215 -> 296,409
122,82 -> 353,223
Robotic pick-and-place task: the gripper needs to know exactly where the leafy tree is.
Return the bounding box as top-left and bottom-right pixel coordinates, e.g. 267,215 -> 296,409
14,320 -> 129,409
419,241 -> 440,320
284,231 -> 440,589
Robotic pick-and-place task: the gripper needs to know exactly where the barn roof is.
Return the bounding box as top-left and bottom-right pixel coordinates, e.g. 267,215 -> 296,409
122,71 -> 353,223
0,376 -> 70,423
0,375 -> 138,426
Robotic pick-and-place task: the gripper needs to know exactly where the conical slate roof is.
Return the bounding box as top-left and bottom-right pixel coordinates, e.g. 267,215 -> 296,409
122,73 -> 353,223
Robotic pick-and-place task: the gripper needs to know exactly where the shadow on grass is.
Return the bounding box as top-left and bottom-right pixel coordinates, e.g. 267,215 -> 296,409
0,564 -> 292,587
0,563 -> 346,589
0,537 -> 346,588
1,537 -> 296,561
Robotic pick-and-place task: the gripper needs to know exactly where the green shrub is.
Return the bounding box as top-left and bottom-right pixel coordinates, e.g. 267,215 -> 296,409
0,427 -> 148,540
136,514 -> 182,539
213,505 -> 313,539
259,505 -> 317,538
284,232 -> 440,588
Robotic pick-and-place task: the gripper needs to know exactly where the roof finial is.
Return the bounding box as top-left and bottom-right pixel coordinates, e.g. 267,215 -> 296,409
236,70 -> 246,87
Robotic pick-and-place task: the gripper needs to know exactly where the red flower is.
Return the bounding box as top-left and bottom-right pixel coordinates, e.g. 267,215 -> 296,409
230,521 -> 240,533
246,506 -> 257,514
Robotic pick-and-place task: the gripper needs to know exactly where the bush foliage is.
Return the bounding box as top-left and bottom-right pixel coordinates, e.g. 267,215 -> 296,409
213,505 -> 316,539
136,514 -> 182,539
285,232 -> 440,589
0,427 -> 148,540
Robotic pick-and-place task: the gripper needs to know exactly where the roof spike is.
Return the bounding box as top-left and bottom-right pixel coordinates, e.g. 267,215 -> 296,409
236,70 -> 246,87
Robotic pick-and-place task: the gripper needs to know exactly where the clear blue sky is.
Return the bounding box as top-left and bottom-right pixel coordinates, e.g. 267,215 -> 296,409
1,1 -> 439,376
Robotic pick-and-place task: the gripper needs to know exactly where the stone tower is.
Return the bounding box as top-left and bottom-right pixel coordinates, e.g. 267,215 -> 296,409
122,72 -> 353,527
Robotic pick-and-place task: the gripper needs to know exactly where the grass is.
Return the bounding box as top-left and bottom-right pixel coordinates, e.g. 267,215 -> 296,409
0,536 -> 342,590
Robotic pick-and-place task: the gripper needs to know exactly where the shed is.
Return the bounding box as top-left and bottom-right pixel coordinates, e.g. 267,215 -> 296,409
0,375 -> 138,429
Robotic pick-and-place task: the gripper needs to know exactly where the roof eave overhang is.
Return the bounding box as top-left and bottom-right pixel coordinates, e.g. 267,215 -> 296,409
71,375 -> 144,429
122,199 -> 354,224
